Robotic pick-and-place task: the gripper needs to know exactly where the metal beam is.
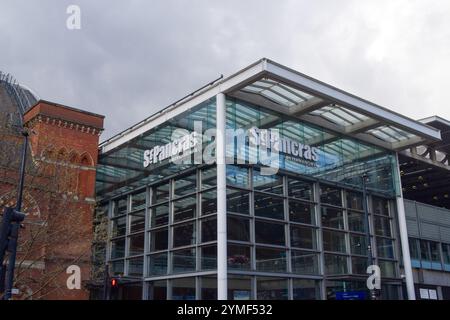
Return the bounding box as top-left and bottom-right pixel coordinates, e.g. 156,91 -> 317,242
344,118 -> 380,134
288,97 -> 329,116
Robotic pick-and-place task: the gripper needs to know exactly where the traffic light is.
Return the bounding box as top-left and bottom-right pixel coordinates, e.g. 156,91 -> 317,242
0,207 -> 26,296
111,278 -> 118,288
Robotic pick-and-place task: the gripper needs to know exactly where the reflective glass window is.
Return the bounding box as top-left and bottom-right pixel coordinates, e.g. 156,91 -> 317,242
257,277 -> 288,300
288,178 -> 313,200
131,191 -> 146,211
174,174 -> 197,197
201,190 -> 217,216
372,197 -> 389,216
201,217 -> 217,243
172,277 -> 196,300
348,211 -> 366,233
111,239 -> 126,259
346,191 -> 363,211
374,216 -> 391,237
323,230 -> 347,253
255,220 -> 285,246
320,185 -> 342,207
147,280 -> 167,300
173,222 -> 196,248
150,228 -> 168,252
148,252 -> 167,276
111,216 -> 127,237
291,251 -> 319,275
324,254 -> 348,275
293,279 -> 321,300
172,249 -> 196,273
202,167 -> 217,189
173,195 -> 196,222
290,225 -> 316,249
201,245 -> 217,270
152,184 -> 169,204
256,247 -> 287,272
151,204 -> 169,227
321,206 -> 344,230
376,237 -> 395,259
128,257 -> 143,276
227,188 -> 249,215
227,215 -> 250,242
228,244 -> 251,270
289,200 -> 315,225
130,211 -> 145,233
254,193 -> 284,220
350,234 -> 368,256
113,197 -> 127,217
128,233 -> 145,256
226,165 -> 249,188
228,276 -> 252,300
253,169 -> 283,195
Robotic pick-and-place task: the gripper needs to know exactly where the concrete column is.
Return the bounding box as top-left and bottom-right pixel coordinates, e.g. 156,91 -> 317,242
395,152 -> 416,300
216,92 -> 228,300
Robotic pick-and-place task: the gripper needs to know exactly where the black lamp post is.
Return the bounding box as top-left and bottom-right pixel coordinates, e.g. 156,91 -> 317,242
2,129 -> 29,300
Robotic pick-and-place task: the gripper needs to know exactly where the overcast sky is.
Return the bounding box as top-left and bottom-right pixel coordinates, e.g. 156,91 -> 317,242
1,0 -> 450,140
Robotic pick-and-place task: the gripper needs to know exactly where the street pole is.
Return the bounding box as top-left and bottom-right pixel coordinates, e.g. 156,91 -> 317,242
3,129 -> 28,300
361,173 -> 376,300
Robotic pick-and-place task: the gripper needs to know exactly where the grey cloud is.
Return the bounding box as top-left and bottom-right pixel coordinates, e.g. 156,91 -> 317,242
1,0 -> 450,140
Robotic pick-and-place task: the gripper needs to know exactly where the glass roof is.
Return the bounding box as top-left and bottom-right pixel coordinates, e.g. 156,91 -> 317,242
237,76 -> 427,150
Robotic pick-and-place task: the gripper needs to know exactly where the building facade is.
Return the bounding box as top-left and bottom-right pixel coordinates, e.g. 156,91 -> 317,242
96,59 -> 446,300
0,72 -> 104,299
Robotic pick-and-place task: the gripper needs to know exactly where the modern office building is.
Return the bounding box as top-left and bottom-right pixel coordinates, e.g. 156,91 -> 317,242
95,59 -> 450,300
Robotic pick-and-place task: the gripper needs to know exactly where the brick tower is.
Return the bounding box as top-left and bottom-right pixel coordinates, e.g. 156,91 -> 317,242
20,100 -> 104,299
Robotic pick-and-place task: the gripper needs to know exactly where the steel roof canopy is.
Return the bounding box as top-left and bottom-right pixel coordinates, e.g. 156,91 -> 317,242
100,58 -> 441,154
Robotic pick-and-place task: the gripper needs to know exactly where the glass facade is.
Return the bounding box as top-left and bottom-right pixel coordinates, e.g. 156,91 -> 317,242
98,96 -> 403,300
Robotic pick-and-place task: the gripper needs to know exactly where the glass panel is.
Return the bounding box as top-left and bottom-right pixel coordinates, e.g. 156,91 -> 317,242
442,243 -> 450,271
430,241 -> 442,270
131,191 -> 146,211
257,277 -> 288,300
113,197 -> 127,216
130,211 -> 145,233
291,251 -> 319,275
202,167 -> 217,189
228,276 -> 252,300
147,280 -> 167,300
111,260 -> 124,275
409,238 -> 421,268
253,169 -> 283,194
320,185 -> 342,207
228,244 -> 251,270
227,188 -> 249,215
289,200 -> 315,225
201,245 -> 217,270
290,225 -> 316,249
201,190 -> 217,216
288,178 -> 313,200
324,254 -> 348,275
128,257 -> 143,276
374,216 -> 391,237
173,195 -> 196,222
201,217 -> 217,243
111,239 -> 125,259
151,204 -> 169,227
128,233 -> 145,256
201,276 -> 217,300
172,248 -> 196,273
111,216 -> 127,237
420,240 -> 432,269
346,191 -> 363,211
254,193 -> 284,220
227,215 -> 250,242
172,277 -> 196,300
323,230 -> 347,253
293,279 -> 321,300
227,165 -> 249,188
173,222 -> 196,248
150,228 -> 168,252
255,220 -> 285,246
148,252 -> 167,276
379,260 -> 396,277
152,184 -> 169,204
350,234 -> 368,256
255,247 -> 287,272
348,211 -> 367,233
372,197 -> 389,216
376,237 -> 395,259
321,206 -> 344,230
174,174 -> 197,197
351,257 -> 368,275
